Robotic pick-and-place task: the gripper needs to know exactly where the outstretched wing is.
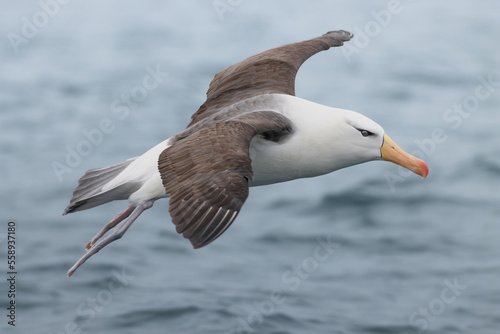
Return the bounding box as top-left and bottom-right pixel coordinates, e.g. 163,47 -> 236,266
158,111 -> 293,248
188,30 -> 353,127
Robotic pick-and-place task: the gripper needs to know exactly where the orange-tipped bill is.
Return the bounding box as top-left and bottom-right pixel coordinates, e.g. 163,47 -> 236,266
380,134 -> 429,178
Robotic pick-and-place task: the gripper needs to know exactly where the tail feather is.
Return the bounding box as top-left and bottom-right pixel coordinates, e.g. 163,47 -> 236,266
63,158 -> 139,215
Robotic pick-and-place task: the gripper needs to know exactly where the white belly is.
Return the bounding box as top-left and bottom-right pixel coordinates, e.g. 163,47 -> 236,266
103,139 -> 171,205
249,134 -> 335,187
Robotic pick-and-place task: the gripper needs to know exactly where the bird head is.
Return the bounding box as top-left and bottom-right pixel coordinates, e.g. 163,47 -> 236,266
342,111 -> 428,178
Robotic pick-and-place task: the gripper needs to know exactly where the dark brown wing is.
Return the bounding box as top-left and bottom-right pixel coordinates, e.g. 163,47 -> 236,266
188,30 -> 353,127
158,111 -> 293,248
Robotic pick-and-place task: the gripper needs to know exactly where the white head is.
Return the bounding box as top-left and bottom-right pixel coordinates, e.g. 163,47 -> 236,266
326,108 -> 428,178
333,110 -> 386,167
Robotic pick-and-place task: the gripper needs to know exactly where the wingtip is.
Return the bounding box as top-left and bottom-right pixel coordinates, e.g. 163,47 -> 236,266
323,30 -> 353,41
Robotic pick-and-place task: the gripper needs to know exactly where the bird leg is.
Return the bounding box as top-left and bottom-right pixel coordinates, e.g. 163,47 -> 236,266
67,200 -> 154,277
85,205 -> 135,250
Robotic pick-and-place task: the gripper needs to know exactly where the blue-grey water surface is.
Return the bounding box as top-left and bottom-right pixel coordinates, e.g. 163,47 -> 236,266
1,1 -> 499,333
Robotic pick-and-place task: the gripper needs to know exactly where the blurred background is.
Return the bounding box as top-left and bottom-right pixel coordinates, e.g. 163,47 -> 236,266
0,1 -> 499,333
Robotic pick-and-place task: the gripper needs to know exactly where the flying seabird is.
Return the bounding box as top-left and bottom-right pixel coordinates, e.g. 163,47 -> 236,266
63,30 -> 428,277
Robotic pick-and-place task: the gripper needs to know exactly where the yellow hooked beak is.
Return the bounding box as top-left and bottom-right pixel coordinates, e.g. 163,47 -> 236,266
381,134 -> 429,178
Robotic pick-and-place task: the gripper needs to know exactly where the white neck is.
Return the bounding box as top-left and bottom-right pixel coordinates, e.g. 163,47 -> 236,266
249,94 -> 382,186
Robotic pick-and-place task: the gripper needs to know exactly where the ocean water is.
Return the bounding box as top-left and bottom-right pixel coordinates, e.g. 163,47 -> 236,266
1,1 -> 499,333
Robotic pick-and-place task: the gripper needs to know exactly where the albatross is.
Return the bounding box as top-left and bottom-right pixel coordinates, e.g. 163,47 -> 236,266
63,30 -> 428,277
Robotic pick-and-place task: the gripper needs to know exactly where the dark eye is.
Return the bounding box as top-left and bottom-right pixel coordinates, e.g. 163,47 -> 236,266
360,129 -> 373,137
